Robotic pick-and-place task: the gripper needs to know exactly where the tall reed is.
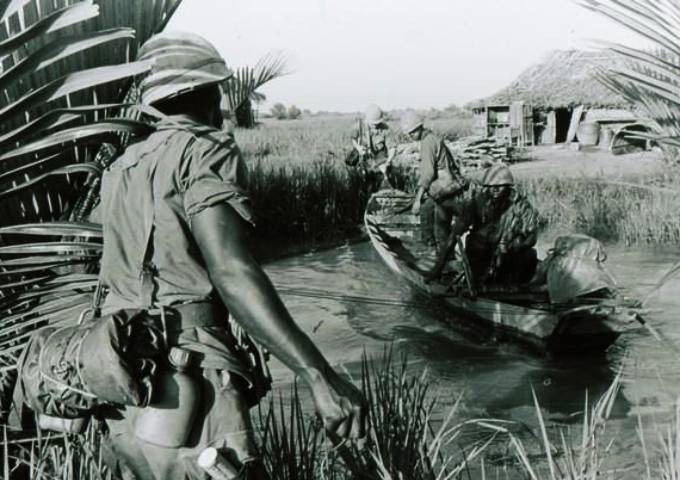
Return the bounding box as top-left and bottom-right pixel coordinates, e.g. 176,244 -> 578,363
3,422 -> 112,480
5,355 -> 680,479
520,172 -> 680,245
236,115 -> 680,249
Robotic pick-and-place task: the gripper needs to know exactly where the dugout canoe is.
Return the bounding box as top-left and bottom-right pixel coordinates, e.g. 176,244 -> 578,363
364,189 -> 637,354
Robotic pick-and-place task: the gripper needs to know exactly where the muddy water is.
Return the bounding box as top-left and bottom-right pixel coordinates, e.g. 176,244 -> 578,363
264,241 -> 680,477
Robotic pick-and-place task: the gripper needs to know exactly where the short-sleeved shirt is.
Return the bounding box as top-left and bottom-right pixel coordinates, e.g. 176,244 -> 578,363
418,130 -> 464,191
99,114 -> 253,310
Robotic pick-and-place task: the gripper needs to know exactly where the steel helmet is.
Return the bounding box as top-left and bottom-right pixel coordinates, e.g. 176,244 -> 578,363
400,111 -> 424,134
138,31 -> 233,106
482,163 -> 514,187
365,104 -> 387,126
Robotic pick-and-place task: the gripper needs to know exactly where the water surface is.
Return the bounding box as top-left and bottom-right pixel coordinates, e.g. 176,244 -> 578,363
264,241 -> 680,477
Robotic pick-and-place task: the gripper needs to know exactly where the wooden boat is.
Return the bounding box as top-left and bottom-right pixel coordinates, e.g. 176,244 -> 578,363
364,189 -> 638,354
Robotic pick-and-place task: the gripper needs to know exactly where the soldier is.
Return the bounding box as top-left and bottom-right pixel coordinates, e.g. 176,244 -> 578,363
402,111 -> 468,250
98,31 -> 366,480
426,164 -> 541,286
346,104 -> 398,191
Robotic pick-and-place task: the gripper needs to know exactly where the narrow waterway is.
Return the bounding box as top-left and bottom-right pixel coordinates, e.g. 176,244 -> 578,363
264,240 -> 680,477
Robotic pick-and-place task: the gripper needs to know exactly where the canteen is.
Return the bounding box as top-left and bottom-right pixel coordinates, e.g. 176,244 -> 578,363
134,347 -> 199,447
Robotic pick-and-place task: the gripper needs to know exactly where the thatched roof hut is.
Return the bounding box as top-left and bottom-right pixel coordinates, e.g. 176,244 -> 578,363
468,50 -> 643,146
469,49 -> 628,109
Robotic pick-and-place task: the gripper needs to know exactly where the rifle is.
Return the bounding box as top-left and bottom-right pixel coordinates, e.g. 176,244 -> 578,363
456,237 -> 477,297
483,214 -> 521,283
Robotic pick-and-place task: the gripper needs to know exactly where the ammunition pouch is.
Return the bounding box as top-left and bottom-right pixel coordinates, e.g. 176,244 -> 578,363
18,309 -> 164,419
17,300 -> 271,422
155,300 -> 272,406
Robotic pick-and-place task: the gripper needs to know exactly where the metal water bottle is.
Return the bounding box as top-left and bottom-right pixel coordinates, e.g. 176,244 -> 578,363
134,347 -> 199,447
198,448 -> 240,480
38,414 -> 89,434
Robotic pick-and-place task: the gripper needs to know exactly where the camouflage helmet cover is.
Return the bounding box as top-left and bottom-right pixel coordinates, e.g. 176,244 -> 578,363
138,31 -> 233,106
481,163 -> 514,187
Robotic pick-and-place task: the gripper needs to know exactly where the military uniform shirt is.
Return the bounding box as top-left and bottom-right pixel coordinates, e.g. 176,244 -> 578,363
417,130 -> 465,192
99,114 -> 254,310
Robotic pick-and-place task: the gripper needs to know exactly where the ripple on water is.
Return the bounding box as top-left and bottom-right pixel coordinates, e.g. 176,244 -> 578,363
265,241 -> 680,475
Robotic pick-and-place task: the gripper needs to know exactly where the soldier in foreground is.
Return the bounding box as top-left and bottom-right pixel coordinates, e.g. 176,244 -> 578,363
425,164 -> 540,285
98,31 -> 366,480
403,111 -> 468,250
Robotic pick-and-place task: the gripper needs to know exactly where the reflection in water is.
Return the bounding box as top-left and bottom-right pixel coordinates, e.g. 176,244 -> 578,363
265,240 -> 680,468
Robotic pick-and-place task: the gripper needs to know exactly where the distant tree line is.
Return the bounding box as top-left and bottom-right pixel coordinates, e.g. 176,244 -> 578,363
270,102 -> 302,120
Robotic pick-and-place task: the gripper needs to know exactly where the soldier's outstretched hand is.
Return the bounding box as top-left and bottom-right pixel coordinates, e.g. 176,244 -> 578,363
307,367 -> 367,441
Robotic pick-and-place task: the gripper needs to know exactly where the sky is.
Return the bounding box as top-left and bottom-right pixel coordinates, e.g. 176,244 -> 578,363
169,0 -> 648,113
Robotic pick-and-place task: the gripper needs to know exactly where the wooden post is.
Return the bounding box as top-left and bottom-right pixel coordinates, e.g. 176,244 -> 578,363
565,105 -> 585,144
545,110 -> 557,144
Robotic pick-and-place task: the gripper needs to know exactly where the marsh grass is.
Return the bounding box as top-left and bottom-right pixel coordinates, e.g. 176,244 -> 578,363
4,355 -> 680,480
236,115 -> 680,249
508,372 -> 623,479
247,152 -> 680,249
3,422 -> 112,480
238,114 -> 476,250
256,353 -> 510,480
248,158 -> 373,246
521,172 -> 680,245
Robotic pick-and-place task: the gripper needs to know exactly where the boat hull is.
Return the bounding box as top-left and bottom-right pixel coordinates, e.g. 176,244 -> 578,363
364,190 -> 627,354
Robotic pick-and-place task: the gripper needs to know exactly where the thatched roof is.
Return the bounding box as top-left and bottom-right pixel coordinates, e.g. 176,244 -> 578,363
469,49 -> 629,109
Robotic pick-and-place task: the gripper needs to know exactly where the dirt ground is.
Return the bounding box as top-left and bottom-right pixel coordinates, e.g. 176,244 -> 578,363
509,144 -> 665,180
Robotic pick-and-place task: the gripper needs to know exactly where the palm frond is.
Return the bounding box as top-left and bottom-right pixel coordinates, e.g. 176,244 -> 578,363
0,222 -> 102,238
0,103 -> 127,150
0,119 -> 151,164
0,1 -> 100,57
0,61 -> 151,126
0,28 -> 136,90
582,0 -> 680,156
0,0 -> 184,423
223,51 -> 288,118
0,163 -> 103,200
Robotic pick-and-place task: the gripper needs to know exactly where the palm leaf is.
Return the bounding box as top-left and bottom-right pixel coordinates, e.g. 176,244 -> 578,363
0,119 -> 151,163
0,163 -> 103,199
0,221 -> 102,238
0,254 -> 100,268
582,0 -> 680,154
0,294 -> 95,347
0,103 -> 127,150
0,28 -> 136,90
0,1 -> 100,57
223,51 -> 288,123
0,61 -> 151,126
1,0 -> 35,23
0,0 -> 184,422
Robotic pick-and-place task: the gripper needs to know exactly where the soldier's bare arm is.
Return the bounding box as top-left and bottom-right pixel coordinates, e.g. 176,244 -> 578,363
191,203 -> 367,440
